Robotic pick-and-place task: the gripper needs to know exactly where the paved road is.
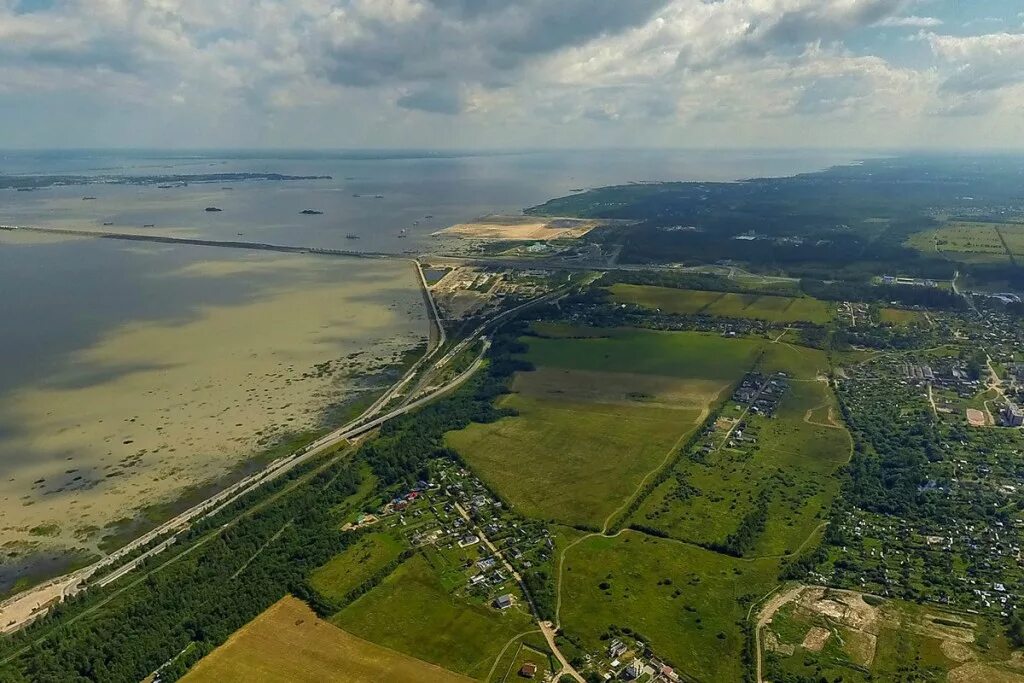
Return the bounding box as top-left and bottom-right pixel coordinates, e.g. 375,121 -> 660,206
0,259 -> 449,635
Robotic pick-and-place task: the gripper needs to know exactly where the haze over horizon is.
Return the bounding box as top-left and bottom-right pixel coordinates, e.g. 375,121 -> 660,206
1,0 -> 1023,151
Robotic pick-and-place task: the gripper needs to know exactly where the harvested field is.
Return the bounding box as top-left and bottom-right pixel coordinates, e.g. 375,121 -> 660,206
182,596 -> 472,683
436,214 -> 600,241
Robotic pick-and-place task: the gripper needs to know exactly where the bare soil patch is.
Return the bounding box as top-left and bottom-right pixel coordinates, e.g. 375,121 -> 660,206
949,663 -> 1024,683
801,626 -> 831,652
436,214 -> 600,241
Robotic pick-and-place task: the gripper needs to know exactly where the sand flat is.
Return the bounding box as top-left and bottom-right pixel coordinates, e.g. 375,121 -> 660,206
0,252 -> 426,556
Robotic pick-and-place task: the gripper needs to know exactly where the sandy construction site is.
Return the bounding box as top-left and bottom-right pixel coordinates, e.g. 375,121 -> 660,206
435,214 -> 601,241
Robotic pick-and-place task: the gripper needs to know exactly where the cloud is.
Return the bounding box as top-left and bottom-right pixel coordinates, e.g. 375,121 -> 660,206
0,0 -> 1020,148
876,15 -> 942,28
396,84 -> 462,114
927,31 -> 1024,93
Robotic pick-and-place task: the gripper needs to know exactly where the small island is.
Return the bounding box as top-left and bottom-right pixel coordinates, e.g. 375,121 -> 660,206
300,209 -> 323,215
204,207 -> 223,212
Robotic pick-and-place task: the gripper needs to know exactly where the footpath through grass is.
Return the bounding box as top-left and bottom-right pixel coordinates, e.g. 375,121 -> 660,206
332,554 -> 535,680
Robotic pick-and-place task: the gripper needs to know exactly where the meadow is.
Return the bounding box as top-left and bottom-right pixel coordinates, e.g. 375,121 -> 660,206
906,221 -> 1015,263
559,531 -> 779,682
332,554 -> 535,680
608,283 -> 833,324
521,326 -> 763,380
446,394 -> 701,529
879,307 -> 928,326
182,596 -> 473,683
309,532 -> 407,604
447,328 -> 760,529
633,344 -> 849,555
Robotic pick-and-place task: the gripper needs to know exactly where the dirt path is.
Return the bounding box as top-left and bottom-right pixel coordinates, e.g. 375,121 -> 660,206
484,630 -> 541,682
599,405 -> 709,534
803,401 -> 841,429
754,585 -> 806,683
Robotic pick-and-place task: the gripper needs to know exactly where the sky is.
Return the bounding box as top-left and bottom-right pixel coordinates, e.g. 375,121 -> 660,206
1,0 -> 1022,150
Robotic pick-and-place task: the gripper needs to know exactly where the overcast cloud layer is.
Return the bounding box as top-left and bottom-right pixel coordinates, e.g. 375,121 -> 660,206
0,0 -> 1022,149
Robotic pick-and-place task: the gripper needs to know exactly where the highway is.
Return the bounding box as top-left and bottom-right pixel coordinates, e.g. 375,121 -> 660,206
0,268 -> 567,635
0,258 -> 446,634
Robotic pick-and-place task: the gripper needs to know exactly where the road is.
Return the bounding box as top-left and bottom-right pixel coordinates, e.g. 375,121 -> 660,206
753,585 -> 805,683
452,502 -> 584,683
0,259 -> 451,635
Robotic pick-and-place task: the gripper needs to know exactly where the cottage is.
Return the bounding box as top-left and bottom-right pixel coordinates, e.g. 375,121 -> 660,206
519,662 -> 537,678
494,594 -> 514,610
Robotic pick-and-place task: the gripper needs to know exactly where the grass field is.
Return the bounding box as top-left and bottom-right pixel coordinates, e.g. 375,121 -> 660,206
332,554 -> 535,679
560,531 -> 778,682
879,307 -> 928,326
764,588 -> 1024,683
633,344 -> 850,555
309,532 -> 407,604
447,394 -> 701,529
522,326 -> 763,380
998,222 -> 1024,256
447,329 -> 759,529
906,221 -> 1017,264
608,284 -> 833,324
183,596 -> 473,683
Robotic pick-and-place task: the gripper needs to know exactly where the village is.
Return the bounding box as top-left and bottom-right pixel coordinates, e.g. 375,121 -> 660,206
341,459 -> 688,682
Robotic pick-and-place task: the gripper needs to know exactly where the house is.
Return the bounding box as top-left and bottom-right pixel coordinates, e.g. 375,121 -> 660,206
623,659 -> 644,680
519,662 -> 538,678
494,594 -> 514,610
608,639 -> 627,658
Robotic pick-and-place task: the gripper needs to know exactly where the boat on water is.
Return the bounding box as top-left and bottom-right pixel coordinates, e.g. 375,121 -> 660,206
345,234 -> 360,239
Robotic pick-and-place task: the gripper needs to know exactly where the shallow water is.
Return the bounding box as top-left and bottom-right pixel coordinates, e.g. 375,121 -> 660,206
0,148 -> 861,578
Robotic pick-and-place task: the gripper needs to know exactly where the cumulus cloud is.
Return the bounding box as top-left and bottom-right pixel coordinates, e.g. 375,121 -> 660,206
0,0 -> 1019,147
927,31 -> 1024,93
875,15 -> 942,28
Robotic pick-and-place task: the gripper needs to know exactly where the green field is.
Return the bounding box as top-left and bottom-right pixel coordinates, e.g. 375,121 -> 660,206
309,532 -> 407,604
183,596 -> 473,683
879,307 -> 928,326
521,326 -> 763,379
447,394 -> 700,529
608,284 -> 832,324
906,221 -> 1016,264
447,329 -> 760,530
997,222 -> 1024,256
633,344 -> 849,555
560,531 -> 778,682
332,554 -> 535,680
